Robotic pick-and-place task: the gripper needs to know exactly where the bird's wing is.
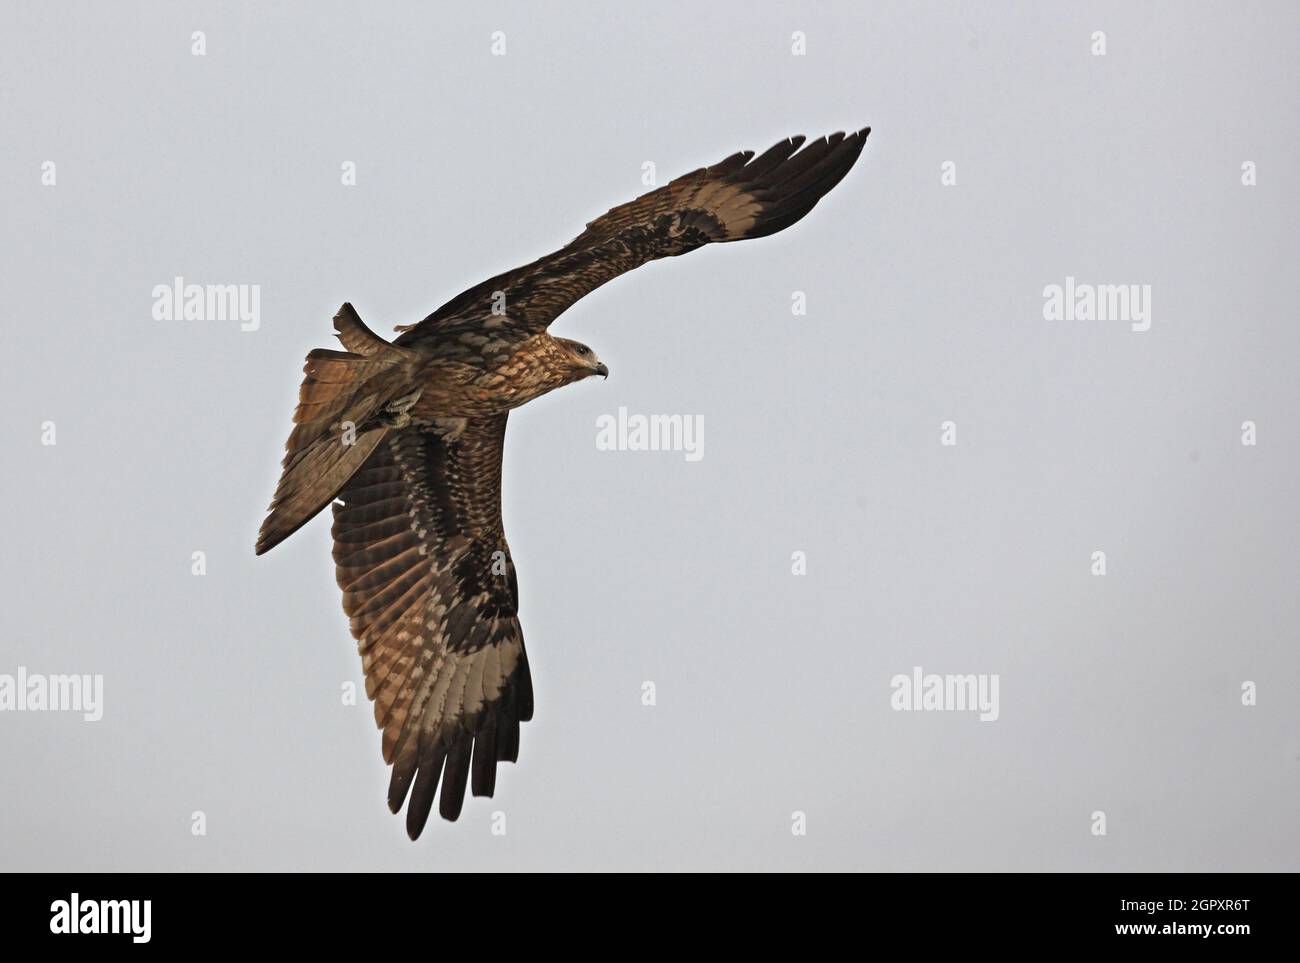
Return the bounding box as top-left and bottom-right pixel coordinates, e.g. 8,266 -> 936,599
331,413 -> 532,839
395,128 -> 870,346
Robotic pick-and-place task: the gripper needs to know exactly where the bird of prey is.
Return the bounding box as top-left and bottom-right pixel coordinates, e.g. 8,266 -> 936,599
256,128 -> 871,839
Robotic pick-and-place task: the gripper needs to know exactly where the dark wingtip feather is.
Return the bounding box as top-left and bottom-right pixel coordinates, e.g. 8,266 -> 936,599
388,756 -> 416,814
708,149 -> 755,177
391,650 -> 535,838
471,725 -> 499,798
439,736 -> 473,822
515,652 -> 535,722
737,134 -> 806,181
497,715 -> 520,763
734,126 -> 871,241
405,748 -> 446,840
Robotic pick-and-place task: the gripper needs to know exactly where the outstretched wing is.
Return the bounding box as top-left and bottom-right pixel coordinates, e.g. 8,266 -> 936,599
395,128 -> 870,347
331,413 -> 533,839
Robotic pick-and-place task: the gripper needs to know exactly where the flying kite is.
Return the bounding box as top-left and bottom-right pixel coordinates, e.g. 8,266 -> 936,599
256,128 -> 871,838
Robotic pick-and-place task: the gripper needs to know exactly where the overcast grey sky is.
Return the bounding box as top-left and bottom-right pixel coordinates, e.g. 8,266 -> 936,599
1,0 -> 1297,871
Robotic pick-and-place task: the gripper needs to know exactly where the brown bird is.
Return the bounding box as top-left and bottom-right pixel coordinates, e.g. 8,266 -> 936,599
256,128 -> 871,838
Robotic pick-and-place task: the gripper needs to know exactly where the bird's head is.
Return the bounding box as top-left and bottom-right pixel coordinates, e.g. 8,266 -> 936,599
553,337 -> 609,381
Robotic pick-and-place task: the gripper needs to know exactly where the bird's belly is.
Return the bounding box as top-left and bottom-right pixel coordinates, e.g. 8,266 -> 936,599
409,370 -> 554,420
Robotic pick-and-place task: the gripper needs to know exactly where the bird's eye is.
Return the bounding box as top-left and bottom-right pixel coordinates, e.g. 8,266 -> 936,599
576,345 -> 589,356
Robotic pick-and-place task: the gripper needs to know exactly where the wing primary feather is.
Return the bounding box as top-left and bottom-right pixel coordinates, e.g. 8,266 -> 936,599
439,735 -> 474,821
707,149 -> 754,177
739,135 -> 807,180
388,750 -> 417,813
767,135 -> 865,205
471,722 -> 499,797
515,652 -> 535,722
497,714 -> 520,763
405,747 -> 447,840
762,134 -> 837,191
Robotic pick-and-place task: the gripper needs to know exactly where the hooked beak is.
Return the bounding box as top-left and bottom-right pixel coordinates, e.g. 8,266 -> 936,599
593,362 -> 609,379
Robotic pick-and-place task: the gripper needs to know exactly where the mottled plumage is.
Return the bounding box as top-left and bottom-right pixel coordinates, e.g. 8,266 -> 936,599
256,128 -> 871,838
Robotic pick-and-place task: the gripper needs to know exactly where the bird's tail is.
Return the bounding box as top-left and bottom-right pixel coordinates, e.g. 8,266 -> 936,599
255,304 -> 419,555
